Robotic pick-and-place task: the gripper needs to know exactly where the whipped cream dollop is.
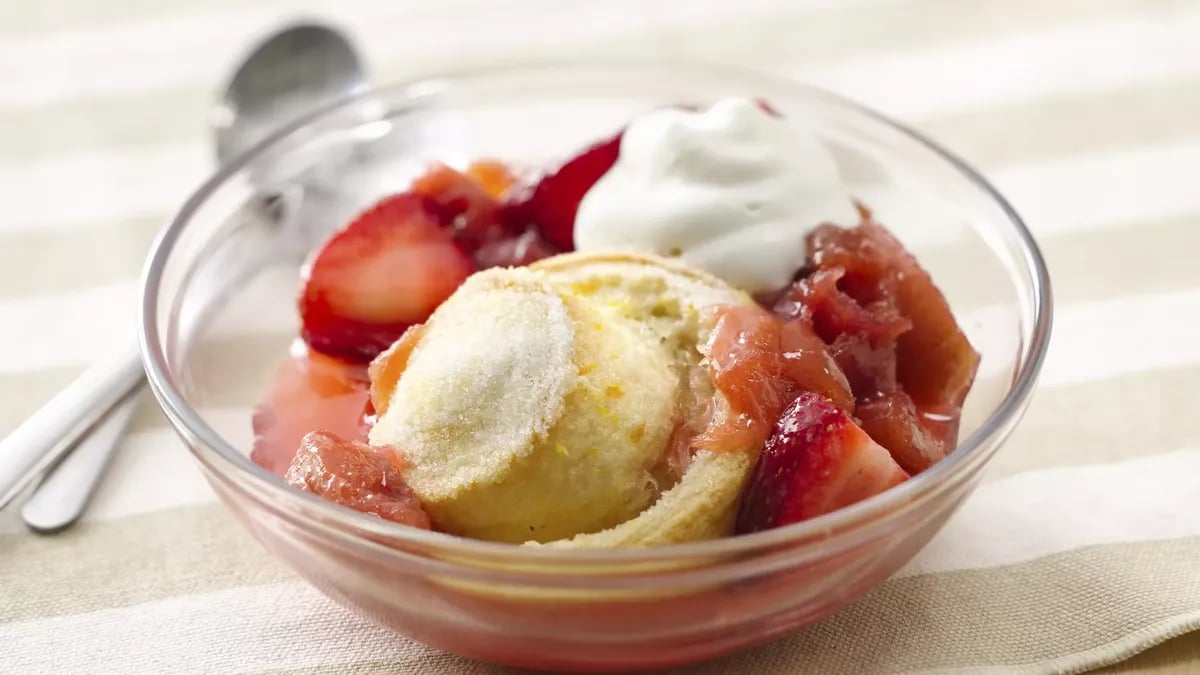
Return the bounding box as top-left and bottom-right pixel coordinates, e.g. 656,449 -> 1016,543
574,97 -> 858,293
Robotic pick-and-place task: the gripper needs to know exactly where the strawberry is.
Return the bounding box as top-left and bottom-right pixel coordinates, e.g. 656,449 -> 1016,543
299,193 -> 474,361
251,346 -> 371,477
286,431 -> 431,528
502,131 -> 622,251
735,391 -> 909,534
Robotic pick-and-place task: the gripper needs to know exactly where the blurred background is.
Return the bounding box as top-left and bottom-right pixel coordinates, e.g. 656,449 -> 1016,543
2,0 -> 1198,672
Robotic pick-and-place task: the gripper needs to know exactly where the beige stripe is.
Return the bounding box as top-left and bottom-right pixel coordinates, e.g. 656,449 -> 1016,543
5,140 -> 1200,314
0,215 -> 161,301
0,334 -> 289,436
7,330 -> 1198,478
993,365 -> 1200,478
0,504 -> 290,624
253,537 -> 1200,675
0,0 -> 1175,161
668,537 -> 1200,674
920,213 -> 1200,311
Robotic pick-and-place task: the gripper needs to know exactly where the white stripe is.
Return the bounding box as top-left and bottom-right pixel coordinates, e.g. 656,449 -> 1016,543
964,288 -> 1200,390
989,141 -> 1200,241
0,282 -> 139,373
800,8 -> 1200,119
0,0 -> 873,111
900,447 -> 1200,577
0,144 -> 205,234
1041,289 -> 1200,387
4,449 -> 1198,672
0,263 -> 299,373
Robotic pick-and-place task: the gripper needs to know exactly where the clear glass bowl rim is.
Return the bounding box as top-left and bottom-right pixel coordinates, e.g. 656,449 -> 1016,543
139,60 -> 1053,566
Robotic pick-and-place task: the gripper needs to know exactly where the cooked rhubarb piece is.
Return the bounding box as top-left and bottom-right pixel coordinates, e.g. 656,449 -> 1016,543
251,347 -> 371,477
773,222 -> 980,471
697,305 -> 854,453
775,266 -> 909,397
735,392 -> 909,533
697,306 -> 795,452
464,159 -> 519,199
778,317 -> 855,413
286,431 -> 431,528
367,324 -> 426,417
862,223 -> 980,409
412,163 -> 509,251
805,222 -> 980,409
855,390 -> 944,474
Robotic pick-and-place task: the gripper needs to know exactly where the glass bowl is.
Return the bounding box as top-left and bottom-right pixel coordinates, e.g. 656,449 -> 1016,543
139,62 -> 1051,672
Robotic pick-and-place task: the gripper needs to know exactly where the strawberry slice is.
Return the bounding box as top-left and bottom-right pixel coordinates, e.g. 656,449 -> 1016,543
503,131 -> 622,251
285,431 -> 431,528
251,345 -> 371,477
299,193 -> 474,361
735,391 -> 909,534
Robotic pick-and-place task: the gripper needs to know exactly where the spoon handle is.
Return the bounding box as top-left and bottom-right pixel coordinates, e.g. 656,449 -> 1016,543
0,343 -> 144,510
21,393 -> 140,533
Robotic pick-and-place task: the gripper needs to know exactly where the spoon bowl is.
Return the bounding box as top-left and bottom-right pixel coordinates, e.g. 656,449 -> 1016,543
212,22 -> 368,165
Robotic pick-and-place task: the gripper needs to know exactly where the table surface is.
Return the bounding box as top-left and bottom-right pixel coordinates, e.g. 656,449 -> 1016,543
2,1 -> 1199,673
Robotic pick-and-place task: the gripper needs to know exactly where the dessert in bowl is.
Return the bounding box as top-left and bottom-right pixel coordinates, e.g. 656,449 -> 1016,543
140,63 -> 1051,672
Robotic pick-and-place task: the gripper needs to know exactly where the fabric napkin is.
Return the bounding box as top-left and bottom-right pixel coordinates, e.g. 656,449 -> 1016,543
3,0 -> 1200,672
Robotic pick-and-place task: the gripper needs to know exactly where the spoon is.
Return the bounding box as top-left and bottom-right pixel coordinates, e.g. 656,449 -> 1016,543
0,21 -> 370,527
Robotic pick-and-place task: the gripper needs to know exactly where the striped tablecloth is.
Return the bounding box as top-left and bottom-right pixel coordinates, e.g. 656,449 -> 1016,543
3,1 -> 1200,673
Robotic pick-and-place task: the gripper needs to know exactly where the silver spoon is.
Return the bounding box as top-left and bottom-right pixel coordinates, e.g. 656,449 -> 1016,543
0,21 -> 370,529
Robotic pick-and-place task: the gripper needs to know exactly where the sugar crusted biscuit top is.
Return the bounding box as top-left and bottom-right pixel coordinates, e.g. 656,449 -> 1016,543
370,252 -> 760,546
